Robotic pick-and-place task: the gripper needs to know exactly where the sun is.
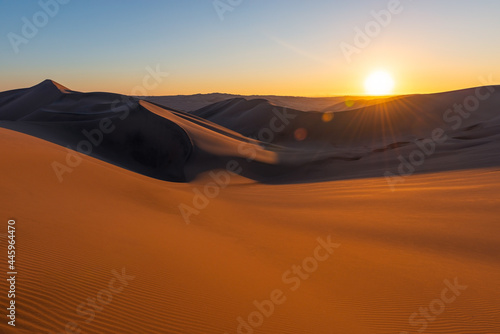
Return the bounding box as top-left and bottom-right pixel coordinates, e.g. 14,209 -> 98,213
364,71 -> 395,96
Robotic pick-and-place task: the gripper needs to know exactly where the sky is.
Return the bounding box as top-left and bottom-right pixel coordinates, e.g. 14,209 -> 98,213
1,0 -> 499,96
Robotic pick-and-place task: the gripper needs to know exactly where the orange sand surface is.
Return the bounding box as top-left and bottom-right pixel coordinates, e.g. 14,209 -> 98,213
1,128 -> 499,333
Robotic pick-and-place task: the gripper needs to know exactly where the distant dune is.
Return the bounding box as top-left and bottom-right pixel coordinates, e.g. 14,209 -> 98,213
1,81 -> 500,333
146,93 -> 395,113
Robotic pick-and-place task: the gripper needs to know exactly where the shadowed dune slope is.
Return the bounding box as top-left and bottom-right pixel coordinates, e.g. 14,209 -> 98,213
190,87 -> 500,147
0,80 -> 193,182
1,81 -> 500,184
183,86 -> 500,183
0,81 -> 296,182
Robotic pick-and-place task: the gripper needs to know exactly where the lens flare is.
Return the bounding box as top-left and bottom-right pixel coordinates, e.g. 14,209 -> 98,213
321,113 -> 334,122
294,128 -> 308,141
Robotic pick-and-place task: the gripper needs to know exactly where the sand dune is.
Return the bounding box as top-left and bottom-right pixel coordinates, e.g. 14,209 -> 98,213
0,128 -> 499,333
185,85 -> 500,183
0,81 -> 500,333
0,81 -> 297,182
0,80 -> 192,182
188,87 -> 500,146
3,81 -> 499,184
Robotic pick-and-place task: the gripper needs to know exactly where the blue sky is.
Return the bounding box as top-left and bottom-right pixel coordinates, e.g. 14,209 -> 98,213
1,0 -> 499,96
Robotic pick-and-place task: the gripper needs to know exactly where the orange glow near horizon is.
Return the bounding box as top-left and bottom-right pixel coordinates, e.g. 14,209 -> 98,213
1,66 -> 498,98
